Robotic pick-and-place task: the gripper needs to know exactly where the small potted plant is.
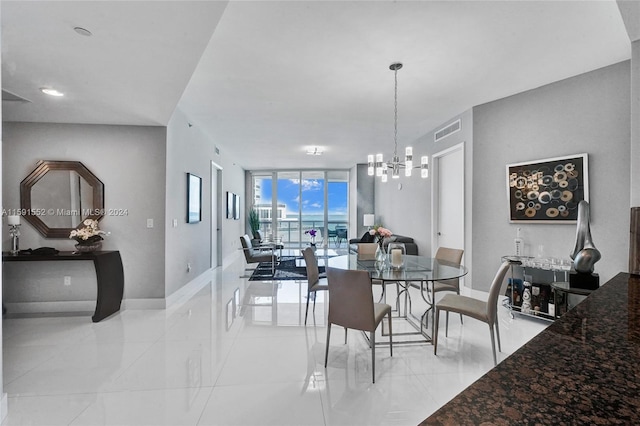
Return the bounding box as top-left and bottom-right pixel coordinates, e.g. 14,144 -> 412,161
249,208 -> 260,243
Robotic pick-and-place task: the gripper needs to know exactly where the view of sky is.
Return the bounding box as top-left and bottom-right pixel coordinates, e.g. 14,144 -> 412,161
256,177 -> 348,220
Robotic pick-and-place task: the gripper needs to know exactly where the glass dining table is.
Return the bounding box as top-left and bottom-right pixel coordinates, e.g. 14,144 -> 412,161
327,253 -> 468,344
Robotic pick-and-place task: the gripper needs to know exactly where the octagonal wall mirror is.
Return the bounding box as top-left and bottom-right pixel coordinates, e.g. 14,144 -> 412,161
20,160 -> 105,238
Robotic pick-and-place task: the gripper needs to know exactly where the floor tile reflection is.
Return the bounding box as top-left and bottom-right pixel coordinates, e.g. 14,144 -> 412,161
2,255 -> 548,425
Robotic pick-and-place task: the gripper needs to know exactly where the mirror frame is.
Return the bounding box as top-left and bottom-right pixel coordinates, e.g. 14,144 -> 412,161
20,160 -> 105,238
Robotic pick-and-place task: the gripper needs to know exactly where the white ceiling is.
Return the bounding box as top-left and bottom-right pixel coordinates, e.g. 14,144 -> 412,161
1,1 -> 632,171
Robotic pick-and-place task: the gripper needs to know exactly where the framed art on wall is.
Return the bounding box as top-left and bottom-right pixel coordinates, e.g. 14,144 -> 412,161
226,191 -> 234,219
234,193 -> 241,220
187,173 -> 202,224
506,153 -> 588,223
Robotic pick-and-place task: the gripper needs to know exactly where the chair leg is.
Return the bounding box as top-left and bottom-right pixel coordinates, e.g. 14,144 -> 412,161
495,318 -> 502,353
434,308 -> 440,355
371,330 -> 376,383
489,323 -> 497,366
388,310 -> 393,357
445,311 -> 450,337
457,289 -> 463,324
324,323 -> 332,368
344,327 -> 348,344
304,290 -> 311,325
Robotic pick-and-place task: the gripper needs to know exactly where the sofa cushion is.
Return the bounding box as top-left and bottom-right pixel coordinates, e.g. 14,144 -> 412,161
394,235 -> 415,243
384,235 -> 414,244
360,232 -> 375,243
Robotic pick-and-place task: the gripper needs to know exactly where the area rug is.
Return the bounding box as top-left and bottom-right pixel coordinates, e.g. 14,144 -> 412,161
249,256 -> 326,281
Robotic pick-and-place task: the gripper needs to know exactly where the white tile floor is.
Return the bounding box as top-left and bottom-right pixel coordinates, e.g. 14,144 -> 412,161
2,255 -> 548,425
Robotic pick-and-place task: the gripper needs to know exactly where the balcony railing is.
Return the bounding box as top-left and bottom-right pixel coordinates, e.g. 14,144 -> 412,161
259,219 -> 349,249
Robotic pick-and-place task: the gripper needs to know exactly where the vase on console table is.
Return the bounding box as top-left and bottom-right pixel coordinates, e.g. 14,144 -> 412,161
75,241 -> 102,253
70,219 -> 107,254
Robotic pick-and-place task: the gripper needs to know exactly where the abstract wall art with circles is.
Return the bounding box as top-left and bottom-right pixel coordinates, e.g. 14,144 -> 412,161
506,153 -> 588,223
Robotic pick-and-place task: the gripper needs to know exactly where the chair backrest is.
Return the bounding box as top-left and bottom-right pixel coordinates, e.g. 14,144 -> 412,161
326,267 -> 376,332
358,243 -> 377,258
435,247 -> 464,286
487,260 -> 516,324
240,235 -> 253,262
302,247 -> 319,289
256,230 -> 264,242
435,247 -> 464,264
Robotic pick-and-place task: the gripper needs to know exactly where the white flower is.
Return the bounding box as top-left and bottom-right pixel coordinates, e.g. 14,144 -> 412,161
69,219 -> 107,242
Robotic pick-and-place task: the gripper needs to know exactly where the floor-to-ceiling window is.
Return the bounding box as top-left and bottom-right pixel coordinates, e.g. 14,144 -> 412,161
251,170 -> 349,249
327,171 -> 349,248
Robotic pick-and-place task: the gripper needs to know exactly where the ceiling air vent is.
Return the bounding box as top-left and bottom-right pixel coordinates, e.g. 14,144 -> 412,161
2,89 -> 31,103
434,119 -> 461,142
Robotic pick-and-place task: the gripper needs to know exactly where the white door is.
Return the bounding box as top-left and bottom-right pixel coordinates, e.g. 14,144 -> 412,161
434,144 -> 464,252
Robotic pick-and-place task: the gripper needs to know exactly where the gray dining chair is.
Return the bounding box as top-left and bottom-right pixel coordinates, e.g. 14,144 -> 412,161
240,234 -> 275,264
325,266 -> 392,383
358,243 -> 391,303
434,247 -> 465,323
301,247 -> 328,325
433,259 -> 514,366
357,242 -> 377,259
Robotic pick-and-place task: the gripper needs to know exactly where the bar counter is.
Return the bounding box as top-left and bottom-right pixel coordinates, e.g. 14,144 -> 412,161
422,272 -> 640,425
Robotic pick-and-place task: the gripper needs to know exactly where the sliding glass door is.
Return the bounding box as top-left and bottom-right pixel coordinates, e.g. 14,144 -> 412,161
251,170 -> 349,249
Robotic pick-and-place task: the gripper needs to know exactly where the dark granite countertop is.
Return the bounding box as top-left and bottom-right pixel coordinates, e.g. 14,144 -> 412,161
422,272 -> 640,425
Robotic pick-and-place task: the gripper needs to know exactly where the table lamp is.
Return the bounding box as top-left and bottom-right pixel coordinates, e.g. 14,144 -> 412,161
363,214 -> 375,229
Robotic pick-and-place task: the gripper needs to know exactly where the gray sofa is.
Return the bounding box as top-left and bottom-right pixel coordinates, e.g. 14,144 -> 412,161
349,233 -> 418,255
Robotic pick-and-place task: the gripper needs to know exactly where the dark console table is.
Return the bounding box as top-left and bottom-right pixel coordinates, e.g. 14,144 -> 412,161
2,251 -> 124,322
422,272 -> 640,425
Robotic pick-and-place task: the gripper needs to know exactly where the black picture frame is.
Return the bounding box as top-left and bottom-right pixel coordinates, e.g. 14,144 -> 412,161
506,153 -> 588,223
187,173 -> 202,224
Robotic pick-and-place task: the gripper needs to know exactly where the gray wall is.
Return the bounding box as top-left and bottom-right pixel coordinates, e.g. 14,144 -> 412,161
2,122 -> 166,302
632,40 -> 640,207
165,108 -> 246,297
350,164 -> 374,240
374,109 -> 473,260
472,61 -> 631,290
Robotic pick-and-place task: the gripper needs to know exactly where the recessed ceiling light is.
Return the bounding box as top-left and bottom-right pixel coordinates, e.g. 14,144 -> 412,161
73,27 -> 92,37
40,88 -> 64,97
306,147 -> 323,156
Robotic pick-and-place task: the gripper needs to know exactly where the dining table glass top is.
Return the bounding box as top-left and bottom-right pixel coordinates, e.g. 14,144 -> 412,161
327,254 -> 467,282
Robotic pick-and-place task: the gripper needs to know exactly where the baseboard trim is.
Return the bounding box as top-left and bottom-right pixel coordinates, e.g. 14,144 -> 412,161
120,298 -> 166,310
123,268 -> 213,310
4,269 -> 216,315
4,300 -> 96,314
164,268 -> 213,309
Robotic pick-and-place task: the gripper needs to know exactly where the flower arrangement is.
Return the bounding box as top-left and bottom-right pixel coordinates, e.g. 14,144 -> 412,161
369,225 -> 393,248
70,219 -> 107,245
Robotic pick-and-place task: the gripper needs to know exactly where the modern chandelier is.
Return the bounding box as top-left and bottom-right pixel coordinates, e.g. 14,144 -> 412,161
368,63 -> 428,182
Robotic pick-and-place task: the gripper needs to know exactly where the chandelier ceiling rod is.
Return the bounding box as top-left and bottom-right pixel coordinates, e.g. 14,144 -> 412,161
392,62 -> 400,160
